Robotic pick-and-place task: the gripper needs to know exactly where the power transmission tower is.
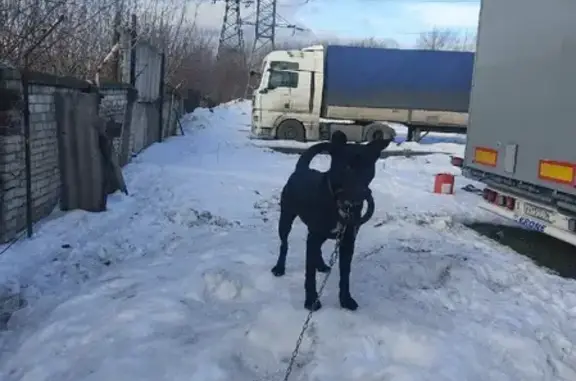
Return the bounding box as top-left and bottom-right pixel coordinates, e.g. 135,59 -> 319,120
213,0 -> 248,102
213,0 -> 307,98
251,0 -> 277,58
216,0 -> 245,60
243,2 -> 306,97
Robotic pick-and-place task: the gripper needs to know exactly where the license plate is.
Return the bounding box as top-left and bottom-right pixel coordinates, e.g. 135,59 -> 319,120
524,202 -> 552,223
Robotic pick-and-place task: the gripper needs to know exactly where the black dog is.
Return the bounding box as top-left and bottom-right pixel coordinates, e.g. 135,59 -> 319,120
271,130 -> 393,311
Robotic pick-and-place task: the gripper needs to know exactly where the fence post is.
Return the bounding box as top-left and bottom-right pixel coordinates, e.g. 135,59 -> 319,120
0,69 -> 27,243
129,14 -> 137,86
157,52 -> 166,143
20,68 -> 33,238
120,87 -> 137,166
166,90 -> 174,137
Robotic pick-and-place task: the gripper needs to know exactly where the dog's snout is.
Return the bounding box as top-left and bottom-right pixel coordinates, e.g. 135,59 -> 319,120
353,187 -> 370,202
341,194 -> 365,208
343,200 -> 361,207
349,198 -> 364,206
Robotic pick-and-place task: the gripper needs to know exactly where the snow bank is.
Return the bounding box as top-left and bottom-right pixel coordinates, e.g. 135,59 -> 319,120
1,101 -> 575,381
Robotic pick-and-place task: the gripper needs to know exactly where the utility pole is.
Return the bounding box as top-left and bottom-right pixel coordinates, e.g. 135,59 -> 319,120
213,0 -> 306,99
213,0 -> 246,102
111,0 -> 122,81
251,0 -> 277,58
243,0 -> 306,97
216,0 -> 245,60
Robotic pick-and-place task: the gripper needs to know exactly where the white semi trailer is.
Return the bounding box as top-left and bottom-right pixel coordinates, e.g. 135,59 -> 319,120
462,0 -> 576,245
251,45 -> 474,142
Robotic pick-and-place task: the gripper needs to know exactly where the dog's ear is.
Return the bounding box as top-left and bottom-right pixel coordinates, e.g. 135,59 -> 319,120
367,138 -> 391,150
365,138 -> 392,160
365,125 -> 396,160
330,130 -> 347,148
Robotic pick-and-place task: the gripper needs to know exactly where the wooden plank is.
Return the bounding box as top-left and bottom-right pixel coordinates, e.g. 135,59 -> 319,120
69,95 -> 83,210
75,95 -> 91,210
90,112 -> 106,211
57,93 -> 81,210
75,93 -> 105,212
147,104 -> 157,146
56,92 -> 107,212
119,89 -> 136,166
91,94 -> 106,211
132,102 -> 145,154
54,93 -> 70,210
69,94 -> 91,209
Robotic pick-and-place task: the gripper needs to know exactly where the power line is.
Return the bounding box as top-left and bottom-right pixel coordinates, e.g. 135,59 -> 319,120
212,0 -> 476,58
242,0 -> 308,59
213,0 -> 308,59
209,0 -> 309,97
294,0 -> 478,3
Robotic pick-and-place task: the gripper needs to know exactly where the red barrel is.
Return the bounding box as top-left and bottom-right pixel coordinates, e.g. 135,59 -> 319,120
434,173 -> 455,194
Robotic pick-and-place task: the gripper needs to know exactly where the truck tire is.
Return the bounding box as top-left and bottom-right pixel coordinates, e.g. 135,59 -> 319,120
364,122 -> 396,142
276,119 -> 306,142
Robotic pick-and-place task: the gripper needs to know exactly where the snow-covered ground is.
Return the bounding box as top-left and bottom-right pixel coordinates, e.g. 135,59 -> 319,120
1,101 -> 576,381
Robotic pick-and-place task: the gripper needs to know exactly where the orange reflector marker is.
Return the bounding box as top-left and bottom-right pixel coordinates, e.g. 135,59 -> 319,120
473,147 -> 498,167
538,160 -> 575,185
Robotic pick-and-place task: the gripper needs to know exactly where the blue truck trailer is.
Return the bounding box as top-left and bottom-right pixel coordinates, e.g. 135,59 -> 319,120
251,44 -> 475,142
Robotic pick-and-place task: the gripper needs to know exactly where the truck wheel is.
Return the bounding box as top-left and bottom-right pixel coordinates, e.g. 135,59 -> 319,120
276,120 -> 306,142
364,122 -> 396,142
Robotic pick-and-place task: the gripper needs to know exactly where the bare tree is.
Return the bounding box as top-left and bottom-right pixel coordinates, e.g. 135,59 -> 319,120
347,37 -> 399,49
0,0 -> 215,79
415,27 -> 475,51
455,30 -> 477,52
0,0 -> 407,105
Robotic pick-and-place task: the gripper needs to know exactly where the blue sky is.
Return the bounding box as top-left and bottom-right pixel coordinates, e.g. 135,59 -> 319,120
291,0 -> 480,45
194,0 -> 481,47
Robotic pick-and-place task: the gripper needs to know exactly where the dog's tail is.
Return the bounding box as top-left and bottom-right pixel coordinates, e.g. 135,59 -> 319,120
294,142 -> 331,172
294,131 -> 347,172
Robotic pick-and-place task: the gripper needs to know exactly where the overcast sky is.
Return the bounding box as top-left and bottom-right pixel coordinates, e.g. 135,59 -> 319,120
191,0 -> 480,47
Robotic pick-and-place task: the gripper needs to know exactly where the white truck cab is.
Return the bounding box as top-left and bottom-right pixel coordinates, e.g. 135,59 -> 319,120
251,45 -> 324,141
251,44 -> 471,143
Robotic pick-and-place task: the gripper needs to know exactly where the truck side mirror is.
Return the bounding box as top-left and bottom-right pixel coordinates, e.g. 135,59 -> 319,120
259,88 -> 269,94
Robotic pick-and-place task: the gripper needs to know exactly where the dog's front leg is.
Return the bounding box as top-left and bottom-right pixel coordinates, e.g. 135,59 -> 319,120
339,226 -> 359,311
304,232 -> 324,311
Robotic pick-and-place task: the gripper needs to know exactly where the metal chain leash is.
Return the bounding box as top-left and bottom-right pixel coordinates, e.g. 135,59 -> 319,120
281,222 -> 348,381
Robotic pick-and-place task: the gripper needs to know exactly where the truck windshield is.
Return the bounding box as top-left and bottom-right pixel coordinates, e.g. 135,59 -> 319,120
269,70 -> 298,88
264,61 -> 299,89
